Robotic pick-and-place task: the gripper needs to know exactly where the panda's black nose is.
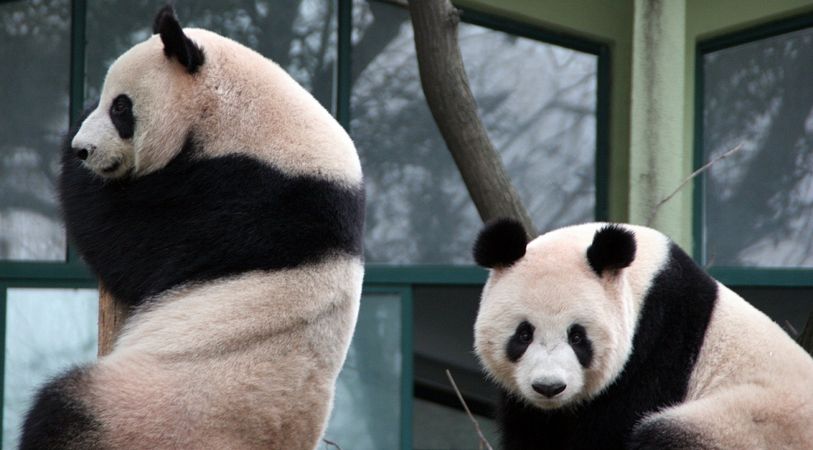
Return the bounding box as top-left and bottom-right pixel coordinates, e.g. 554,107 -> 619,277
532,381 -> 566,398
74,148 -> 89,160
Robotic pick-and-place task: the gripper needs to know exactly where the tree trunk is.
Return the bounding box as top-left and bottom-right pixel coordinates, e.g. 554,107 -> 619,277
407,0 -> 537,237
97,285 -> 128,356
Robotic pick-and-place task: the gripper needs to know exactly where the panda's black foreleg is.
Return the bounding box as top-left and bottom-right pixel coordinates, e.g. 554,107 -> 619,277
20,367 -> 101,450
628,417 -> 710,450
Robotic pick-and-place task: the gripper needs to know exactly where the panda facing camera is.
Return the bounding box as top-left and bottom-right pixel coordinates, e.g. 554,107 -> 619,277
473,218 -> 813,450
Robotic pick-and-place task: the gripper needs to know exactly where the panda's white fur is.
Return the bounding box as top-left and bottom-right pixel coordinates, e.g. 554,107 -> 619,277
88,258 -> 362,449
22,7 -> 364,450
473,220 -> 813,449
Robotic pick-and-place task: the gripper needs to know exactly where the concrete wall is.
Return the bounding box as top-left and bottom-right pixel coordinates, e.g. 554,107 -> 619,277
629,0 -> 688,244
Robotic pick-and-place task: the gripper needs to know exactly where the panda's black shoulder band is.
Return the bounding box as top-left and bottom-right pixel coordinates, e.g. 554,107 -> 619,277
586,224 -> 636,276
60,137 -> 365,306
473,218 -> 528,268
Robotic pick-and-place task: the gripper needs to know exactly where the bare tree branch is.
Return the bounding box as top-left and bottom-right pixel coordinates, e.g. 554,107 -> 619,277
408,0 -> 537,237
646,143 -> 744,227
799,312 -> 813,357
380,0 -> 408,7
446,369 -> 494,450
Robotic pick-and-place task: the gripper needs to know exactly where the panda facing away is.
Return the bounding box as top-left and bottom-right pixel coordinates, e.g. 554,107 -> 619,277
473,219 -> 813,450
21,7 -> 364,450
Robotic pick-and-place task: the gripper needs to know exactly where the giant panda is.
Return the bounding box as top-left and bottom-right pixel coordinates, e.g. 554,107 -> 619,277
21,6 -> 364,450
472,218 -> 813,450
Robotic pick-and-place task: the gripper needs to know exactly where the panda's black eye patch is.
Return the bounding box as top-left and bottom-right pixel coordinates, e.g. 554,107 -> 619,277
506,321 -> 535,363
568,324 -> 593,368
109,94 -> 135,139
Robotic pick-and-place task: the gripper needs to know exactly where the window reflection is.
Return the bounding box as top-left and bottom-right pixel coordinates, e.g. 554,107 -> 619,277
85,0 -> 337,111
0,0 -> 70,261
3,288 -> 98,450
413,398 -> 499,449
324,293 -> 402,449
703,26 -> 813,268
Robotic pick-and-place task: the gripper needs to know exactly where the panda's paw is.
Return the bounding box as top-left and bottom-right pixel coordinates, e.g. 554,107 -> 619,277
628,416 -> 708,450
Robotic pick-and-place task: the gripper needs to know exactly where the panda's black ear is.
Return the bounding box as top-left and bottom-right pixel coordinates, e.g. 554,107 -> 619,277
473,218 -> 528,269
586,225 -> 636,276
153,5 -> 205,74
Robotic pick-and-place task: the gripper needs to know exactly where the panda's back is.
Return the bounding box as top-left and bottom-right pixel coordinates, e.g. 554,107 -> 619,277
688,284 -> 813,398
650,284 -> 813,448
87,257 -> 363,449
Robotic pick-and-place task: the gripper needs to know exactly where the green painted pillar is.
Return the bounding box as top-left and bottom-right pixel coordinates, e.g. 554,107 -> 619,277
629,0 -> 691,248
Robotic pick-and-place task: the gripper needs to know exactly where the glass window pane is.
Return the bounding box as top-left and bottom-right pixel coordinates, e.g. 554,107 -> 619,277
3,288 -> 98,450
324,293 -> 402,449
702,26 -> 813,268
413,286 -> 483,378
412,286 -> 496,403
85,0 -> 336,111
351,0 -> 597,264
413,398 -> 499,449
0,0 -> 70,261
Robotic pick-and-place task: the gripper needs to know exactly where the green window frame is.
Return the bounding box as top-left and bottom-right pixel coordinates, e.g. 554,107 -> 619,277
0,0 -> 610,446
693,12 -> 813,288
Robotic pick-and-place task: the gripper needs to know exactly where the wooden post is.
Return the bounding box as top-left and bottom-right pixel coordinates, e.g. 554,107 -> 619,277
97,284 -> 129,356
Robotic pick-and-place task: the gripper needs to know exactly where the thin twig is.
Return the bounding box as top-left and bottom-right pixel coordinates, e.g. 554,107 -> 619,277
445,369 -> 494,450
323,438 -> 342,450
799,312 -> 813,357
784,320 -> 799,338
646,143 -> 745,227
380,0 -> 408,8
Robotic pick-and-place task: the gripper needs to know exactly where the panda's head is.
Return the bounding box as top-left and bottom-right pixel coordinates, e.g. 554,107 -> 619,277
70,7 -> 361,183
473,219 -> 656,410
71,7 -> 205,178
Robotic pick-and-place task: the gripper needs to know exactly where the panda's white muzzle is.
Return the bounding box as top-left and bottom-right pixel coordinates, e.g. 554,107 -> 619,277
71,108 -> 134,178
517,342 -> 584,407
